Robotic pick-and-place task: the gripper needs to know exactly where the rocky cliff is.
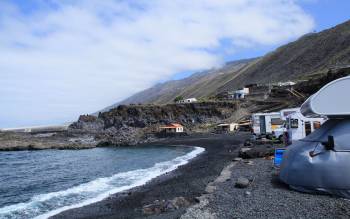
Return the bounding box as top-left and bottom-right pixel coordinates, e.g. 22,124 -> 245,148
71,102 -> 245,146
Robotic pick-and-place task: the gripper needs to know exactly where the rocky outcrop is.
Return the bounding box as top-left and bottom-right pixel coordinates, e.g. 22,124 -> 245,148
100,102 -> 239,128
0,132 -> 96,151
70,102 -> 242,146
69,115 -> 104,132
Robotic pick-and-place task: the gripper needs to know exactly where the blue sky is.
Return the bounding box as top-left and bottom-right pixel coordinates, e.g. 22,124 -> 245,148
172,0 -> 350,80
0,0 -> 349,128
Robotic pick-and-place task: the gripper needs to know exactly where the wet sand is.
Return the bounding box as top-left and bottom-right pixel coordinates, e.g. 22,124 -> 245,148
52,133 -> 249,219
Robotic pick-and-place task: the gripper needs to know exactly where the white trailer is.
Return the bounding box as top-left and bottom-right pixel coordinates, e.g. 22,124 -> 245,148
251,112 -> 283,136
286,110 -> 326,144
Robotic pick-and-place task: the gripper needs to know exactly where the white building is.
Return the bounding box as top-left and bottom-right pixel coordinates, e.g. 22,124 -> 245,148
233,88 -> 250,99
178,98 -> 198,103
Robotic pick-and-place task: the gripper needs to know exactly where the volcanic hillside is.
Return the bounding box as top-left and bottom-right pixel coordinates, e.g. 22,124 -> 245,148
105,19 -> 350,107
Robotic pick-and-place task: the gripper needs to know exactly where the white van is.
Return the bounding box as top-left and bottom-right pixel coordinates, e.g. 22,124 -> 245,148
270,108 -> 300,141
251,112 -> 284,137
286,110 -> 326,144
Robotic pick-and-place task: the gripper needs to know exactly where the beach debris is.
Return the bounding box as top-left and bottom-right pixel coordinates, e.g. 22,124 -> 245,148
194,197 -> 201,203
233,157 -> 243,162
244,140 -> 252,146
271,169 -> 280,177
172,196 -> 191,208
235,177 -> 250,188
142,197 -> 191,215
243,160 -> 254,165
240,147 -> 252,153
264,155 -> 274,160
142,205 -> 158,215
245,191 -> 252,196
142,200 -> 172,215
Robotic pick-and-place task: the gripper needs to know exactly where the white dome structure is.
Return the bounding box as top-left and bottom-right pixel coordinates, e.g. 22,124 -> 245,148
280,76 -> 350,198
301,76 -> 350,117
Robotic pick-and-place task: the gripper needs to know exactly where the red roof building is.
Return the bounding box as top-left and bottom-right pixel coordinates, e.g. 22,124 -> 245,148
160,123 -> 184,133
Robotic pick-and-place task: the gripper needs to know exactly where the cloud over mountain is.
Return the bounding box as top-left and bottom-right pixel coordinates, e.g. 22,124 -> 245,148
0,0 -> 314,127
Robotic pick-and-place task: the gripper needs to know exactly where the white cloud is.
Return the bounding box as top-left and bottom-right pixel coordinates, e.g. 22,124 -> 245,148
0,0 -> 314,127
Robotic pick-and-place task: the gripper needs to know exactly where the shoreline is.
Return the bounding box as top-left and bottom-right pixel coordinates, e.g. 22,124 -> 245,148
22,145 -> 204,219
52,133 -> 249,219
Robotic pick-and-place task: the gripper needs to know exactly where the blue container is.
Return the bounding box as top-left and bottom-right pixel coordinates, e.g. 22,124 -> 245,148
274,149 -> 285,167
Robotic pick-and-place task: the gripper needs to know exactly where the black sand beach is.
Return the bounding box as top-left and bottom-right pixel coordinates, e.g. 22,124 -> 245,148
52,133 -> 249,219
51,132 -> 350,219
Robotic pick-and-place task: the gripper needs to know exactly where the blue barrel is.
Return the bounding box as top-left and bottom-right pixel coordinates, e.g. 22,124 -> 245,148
274,149 -> 285,167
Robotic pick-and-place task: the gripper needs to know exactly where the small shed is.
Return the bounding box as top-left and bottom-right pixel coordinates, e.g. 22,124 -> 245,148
217,123 -> 239,132
160,123 -> 184,133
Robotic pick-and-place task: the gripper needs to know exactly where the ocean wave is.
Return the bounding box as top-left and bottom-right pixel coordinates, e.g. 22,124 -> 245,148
0,146 -> 205,219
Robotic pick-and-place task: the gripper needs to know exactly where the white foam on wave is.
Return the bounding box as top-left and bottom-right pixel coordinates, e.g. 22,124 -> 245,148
0,146 -> 205,219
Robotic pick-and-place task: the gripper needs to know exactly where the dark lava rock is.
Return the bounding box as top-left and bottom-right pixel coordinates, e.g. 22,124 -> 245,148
239,144 -> 275,159
69,102 -> 242,146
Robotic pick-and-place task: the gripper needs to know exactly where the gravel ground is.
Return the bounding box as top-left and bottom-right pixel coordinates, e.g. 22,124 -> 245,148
183,158 -> 350,219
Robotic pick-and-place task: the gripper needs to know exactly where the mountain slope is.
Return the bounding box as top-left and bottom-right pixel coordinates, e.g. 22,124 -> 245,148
104,19 -> 350,108
101,58 -> 257,111
219,20 -> 350,91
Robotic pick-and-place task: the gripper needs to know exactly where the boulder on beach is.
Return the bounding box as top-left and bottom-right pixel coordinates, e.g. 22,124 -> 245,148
235,177 -> 250,188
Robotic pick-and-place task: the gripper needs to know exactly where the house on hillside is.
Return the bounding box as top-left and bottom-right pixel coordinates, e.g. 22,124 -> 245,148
159,123 -> 184,133
178,98 -> 198,103
216,88 -> 250,100
233,87 -> 250,99
277,81 -> 296,87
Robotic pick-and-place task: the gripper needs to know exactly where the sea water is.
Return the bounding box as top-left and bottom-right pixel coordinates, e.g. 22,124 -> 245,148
0,146 -> 204,219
